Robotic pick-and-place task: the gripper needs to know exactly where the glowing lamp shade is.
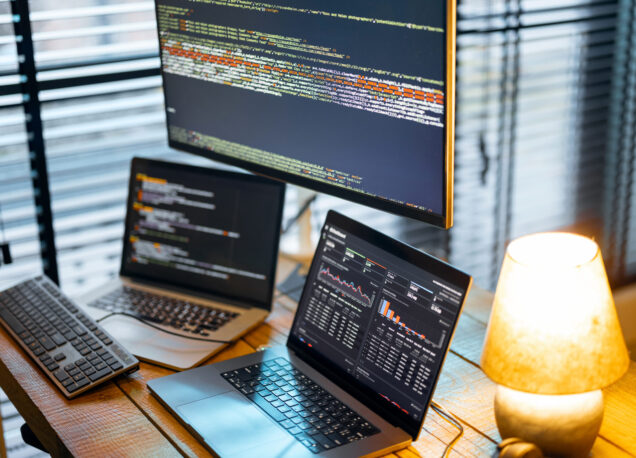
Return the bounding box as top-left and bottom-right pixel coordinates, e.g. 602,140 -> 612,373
481,232 -> 629,393
481,232 -> 630,456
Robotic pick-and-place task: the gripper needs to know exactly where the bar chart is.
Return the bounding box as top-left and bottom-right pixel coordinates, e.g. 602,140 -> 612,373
377,297 -> 445,348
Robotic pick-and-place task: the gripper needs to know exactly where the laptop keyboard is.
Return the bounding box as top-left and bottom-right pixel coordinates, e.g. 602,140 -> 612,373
222,357 -> 380,454
89,286 -> 239,336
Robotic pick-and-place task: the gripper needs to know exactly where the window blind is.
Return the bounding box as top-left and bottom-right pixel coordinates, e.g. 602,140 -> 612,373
2,0 -> 635,298
0,0 -> 43,290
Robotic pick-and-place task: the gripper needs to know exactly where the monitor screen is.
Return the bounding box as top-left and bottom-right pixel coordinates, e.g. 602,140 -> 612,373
120,158 -> 285,308
288,211 -> 471,438
154,0 -> 456,228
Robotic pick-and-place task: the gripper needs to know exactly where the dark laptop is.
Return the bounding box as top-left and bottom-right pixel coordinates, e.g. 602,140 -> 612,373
79,157 -> 285,370
148,210 -> 472,456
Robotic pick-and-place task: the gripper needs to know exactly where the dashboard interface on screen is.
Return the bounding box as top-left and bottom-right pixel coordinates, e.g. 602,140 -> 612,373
155,0 -> 454,227
290,217 -> 467,425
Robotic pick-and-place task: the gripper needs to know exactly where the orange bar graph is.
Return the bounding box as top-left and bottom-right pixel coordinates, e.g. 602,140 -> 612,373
389,310 -> 394,320
395,316 -> 400,324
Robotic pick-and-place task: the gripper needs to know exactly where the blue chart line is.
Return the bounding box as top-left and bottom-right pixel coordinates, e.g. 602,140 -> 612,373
319,266 -> 372,305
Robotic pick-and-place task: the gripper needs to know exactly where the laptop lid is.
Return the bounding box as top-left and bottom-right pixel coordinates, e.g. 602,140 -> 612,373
287,210 -> 472,440
120,157 -> 285,310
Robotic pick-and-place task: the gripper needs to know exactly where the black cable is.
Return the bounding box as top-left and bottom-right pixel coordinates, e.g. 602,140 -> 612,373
96,312 -> 233,343
430,401 -> 464,458
0,199 -> 5,242
281,193 -> 317,234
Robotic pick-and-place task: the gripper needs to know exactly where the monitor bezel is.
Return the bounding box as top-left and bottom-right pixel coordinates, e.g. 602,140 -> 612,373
286,210 -> 472,440
155,0 -> 456,229
119,157 -> 286,311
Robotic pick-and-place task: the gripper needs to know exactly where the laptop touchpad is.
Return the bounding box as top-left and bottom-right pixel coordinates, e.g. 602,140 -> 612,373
177,391 -> 293,457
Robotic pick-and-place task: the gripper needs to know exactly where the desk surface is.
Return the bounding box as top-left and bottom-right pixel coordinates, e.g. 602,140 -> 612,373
0,259 -> 634,457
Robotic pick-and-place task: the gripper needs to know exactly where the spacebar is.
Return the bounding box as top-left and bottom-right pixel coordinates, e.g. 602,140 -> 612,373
246,392 -> 286,422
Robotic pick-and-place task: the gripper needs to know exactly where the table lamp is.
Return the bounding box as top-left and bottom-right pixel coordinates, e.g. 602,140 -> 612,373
480,232 -> 630,457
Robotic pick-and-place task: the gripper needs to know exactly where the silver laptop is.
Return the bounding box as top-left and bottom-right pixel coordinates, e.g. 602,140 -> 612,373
78,157 -> 285,370
148,210 -> 472,457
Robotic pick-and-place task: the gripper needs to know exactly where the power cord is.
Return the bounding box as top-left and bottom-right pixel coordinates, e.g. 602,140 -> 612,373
96,311 -> 233,343
430,400 -> 464,458
281,193 -> 317,235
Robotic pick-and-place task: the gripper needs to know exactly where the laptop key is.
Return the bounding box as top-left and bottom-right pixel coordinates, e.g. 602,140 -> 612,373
312,433 -> 334,450
327,432 -> 345,446
246,392 -> 286,422
280,419 -> 295,429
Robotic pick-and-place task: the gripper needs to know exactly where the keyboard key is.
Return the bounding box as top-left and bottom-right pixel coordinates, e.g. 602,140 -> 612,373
246,392 -> 286,422
53,352 -> 66,361
0,309 -> 25,334
108,361 -> 123,371
83,367 -> 96,376
53,369 -> 69,383
51,333 -> 66,346
65,383 -> 79,393
88,367 -> 112,382
280,419 -> 295,429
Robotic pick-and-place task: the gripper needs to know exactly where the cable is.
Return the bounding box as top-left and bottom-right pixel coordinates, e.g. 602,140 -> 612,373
281,193 -> 317,234
96,312 -> 233,343
430,401 -> 464,458
0,199 -> 5,242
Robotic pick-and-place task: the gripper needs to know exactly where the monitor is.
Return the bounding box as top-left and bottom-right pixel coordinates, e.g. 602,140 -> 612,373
154,0 -> 456,228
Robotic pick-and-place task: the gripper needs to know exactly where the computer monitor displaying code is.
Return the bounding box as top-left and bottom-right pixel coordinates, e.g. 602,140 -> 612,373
155,0 -> 456,228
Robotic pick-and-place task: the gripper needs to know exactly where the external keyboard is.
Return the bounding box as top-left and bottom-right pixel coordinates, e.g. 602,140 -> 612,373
0,276 -> 139,399
222,357 -> 379,454
89,286 -> 239,336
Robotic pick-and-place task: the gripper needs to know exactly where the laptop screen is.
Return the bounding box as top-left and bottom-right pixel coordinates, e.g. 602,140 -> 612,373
120,158 -> 285,308
288,211 -> 471,439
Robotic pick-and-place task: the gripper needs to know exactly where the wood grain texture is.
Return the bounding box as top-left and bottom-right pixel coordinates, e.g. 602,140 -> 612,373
461,287 -> 494,326
600,360 -> 636,456
591,437 -> 635,458
0,326 -> 178,458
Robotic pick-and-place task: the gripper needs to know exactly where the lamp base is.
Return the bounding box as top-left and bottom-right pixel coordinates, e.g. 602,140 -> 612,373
494,385 -> 603,457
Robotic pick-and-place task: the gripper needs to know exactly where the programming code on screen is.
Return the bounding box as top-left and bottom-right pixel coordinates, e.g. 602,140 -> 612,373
123,164 -> 282,303
157,0 -> 447,215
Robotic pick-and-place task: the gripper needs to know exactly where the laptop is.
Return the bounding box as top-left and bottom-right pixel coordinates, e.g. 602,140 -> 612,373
78,157 -> 285,370
148,210 -> 472,457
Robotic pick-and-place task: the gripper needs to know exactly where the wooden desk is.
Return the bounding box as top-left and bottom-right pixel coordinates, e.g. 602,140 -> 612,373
0,260 -> 634,457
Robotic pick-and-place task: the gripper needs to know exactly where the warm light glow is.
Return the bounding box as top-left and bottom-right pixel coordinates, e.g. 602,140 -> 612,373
481,232 -> 630,395
507,232 -> 598,269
